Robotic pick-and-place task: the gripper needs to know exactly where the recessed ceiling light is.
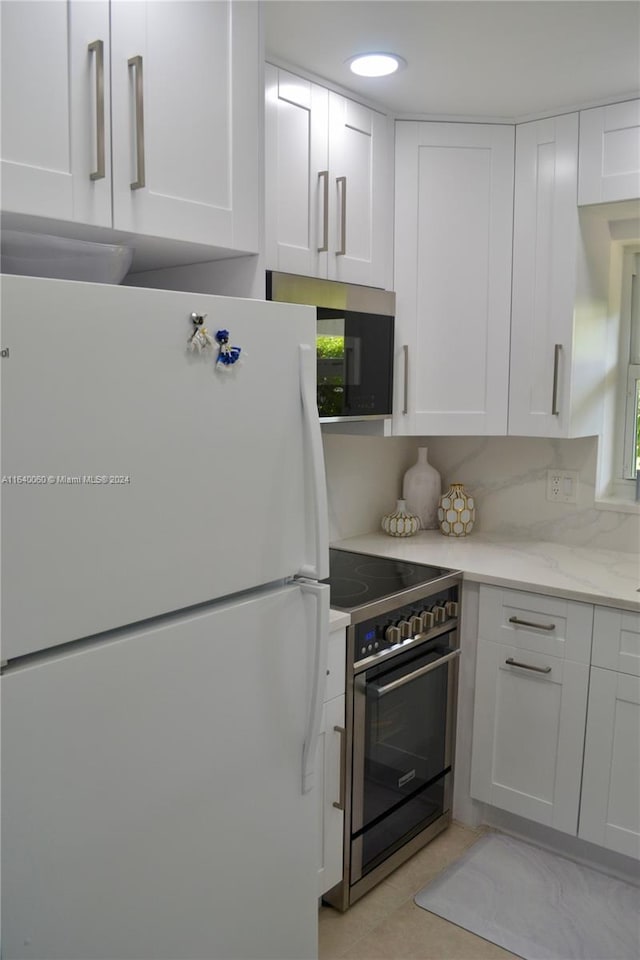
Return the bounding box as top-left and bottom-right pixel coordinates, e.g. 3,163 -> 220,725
348,53 -> 405,78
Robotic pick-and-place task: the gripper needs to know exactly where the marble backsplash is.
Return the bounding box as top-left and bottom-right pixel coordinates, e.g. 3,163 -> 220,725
323,434 -> 639,555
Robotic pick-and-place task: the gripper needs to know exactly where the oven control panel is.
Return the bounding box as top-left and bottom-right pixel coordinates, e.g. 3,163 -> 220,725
353,585 -> 459,665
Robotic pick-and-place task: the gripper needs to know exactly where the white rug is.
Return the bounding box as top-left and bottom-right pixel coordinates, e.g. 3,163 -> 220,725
414,833 -> 640,960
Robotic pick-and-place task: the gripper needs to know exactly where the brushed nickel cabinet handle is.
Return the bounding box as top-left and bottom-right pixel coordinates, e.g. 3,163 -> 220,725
336,176 -> 347,255
128,55 -> 146,190
318,170 -> 329,252
508,616 -> 556,631
505,657 -> 552,675
403,344 -> 409,414
332,725 -> 346,811
88,40 -> 105,181
551,343 -> 562,415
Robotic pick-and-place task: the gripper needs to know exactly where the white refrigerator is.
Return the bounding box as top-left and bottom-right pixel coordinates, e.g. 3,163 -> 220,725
0,274 -> 330,960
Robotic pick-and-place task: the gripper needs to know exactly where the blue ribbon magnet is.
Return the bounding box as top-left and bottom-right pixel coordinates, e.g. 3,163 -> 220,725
215,329 -> 242,370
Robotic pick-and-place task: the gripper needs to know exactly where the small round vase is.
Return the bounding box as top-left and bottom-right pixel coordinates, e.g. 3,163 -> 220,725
437,483 -> 476,537
402,447 -> 441,530
381,499 -> 420,538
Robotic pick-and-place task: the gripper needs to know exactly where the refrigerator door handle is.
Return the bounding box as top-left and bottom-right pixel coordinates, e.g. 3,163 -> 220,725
299,579 -> 330,794
297,343 -> 329,581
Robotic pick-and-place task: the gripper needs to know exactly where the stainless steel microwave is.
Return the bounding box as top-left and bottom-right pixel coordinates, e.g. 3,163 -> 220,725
266,272 -> 395,422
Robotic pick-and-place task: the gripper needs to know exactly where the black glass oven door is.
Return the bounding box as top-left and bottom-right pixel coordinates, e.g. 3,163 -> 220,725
351,635 -> 459,881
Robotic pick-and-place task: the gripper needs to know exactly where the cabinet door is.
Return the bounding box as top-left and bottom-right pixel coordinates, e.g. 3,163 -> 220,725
265,65 -> 329,277
327,93 -> 390,287
579,667 -> 640,859
318,695 -> 345,895
578,100 -> 640,204
111,0 -> 259,250
470,638 -> 589,834
591,606 -> 640,677
393,122 -> 514,435
509,114 -> 580,437
0,0 -> 110,224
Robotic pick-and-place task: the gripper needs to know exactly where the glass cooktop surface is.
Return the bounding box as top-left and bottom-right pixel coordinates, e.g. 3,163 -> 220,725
326,548 -> 451,610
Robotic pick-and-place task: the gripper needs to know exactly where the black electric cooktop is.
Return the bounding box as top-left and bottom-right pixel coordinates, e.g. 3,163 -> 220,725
326,548 -> 452,610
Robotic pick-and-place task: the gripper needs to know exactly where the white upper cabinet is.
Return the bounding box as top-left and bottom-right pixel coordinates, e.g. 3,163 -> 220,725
0,0 -> 111,226
111,0 -> 258,250
265,64 -> 391,288
578,99 -> 640,205
393,121 -> 514,436
509,114 -> 583,437
265,66 -> 329,278
1,1 -> 259,253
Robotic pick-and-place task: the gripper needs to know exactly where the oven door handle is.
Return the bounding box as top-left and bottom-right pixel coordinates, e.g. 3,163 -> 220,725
370,649 -> 461,697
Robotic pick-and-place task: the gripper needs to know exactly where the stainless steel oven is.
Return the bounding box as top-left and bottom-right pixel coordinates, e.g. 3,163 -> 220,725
323,549 -> 462,911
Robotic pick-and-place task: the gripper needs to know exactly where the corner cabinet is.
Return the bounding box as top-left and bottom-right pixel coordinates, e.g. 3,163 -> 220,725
265,64 -> 392,288
392,121 -> 514,436
578,99 -> 640,205
1,0 -> 260,252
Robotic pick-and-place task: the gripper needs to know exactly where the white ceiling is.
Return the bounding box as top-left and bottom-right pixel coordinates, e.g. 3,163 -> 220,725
264,1 -> 640,120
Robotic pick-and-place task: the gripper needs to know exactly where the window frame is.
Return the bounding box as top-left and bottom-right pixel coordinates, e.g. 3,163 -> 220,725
616,247 -> 640,493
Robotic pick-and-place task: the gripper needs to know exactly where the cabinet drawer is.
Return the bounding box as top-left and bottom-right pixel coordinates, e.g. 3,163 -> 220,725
592,607 -> 640,677
478,585 -> 593,663
325,627 -> 346,702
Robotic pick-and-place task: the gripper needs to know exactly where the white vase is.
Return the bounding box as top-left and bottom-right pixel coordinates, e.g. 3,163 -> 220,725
437,482 -> 476,537
402,447 -> 441,530
381,499 -> 420,538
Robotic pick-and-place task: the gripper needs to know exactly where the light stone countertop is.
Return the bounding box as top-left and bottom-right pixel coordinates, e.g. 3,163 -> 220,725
330,531 -> 640,613
329,607 -> 351,631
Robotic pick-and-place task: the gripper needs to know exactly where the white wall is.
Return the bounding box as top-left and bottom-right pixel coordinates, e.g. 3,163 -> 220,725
323,433 -> 638,554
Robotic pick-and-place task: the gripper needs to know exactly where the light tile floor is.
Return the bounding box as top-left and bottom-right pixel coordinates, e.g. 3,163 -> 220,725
319,822 -> 519,960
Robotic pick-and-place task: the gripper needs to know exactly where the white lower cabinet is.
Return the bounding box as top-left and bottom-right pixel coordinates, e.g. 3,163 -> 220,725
318,626 -> 346,895
578,606 -> 640,858
470,638 -> 589,834
318,695 -> 345,895
579,668 -> 640,858
471,586 -> 640,861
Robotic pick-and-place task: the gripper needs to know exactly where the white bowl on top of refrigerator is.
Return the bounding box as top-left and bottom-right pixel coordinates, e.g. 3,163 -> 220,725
1,230 -> 133,284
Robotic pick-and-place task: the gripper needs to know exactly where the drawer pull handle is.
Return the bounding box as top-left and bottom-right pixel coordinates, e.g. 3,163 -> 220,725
505,657 -> 552,674
332,725 -> 346,811
508,616 -> 555,631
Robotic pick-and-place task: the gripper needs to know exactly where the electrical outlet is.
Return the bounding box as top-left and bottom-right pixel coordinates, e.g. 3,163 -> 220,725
546,469 -> 578,503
